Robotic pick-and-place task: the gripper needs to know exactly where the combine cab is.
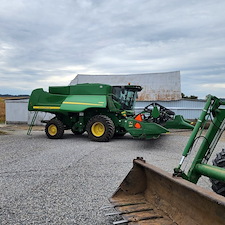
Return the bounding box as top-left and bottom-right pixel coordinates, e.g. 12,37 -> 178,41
109,95 -> 225,224
28,83 -> 193,141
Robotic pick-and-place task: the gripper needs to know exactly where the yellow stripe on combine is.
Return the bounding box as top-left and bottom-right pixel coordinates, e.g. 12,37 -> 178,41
63,101 -> 104,106
33,106 -> 60,110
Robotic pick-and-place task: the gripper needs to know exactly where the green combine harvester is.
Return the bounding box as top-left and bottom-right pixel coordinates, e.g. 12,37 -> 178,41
28,83 -> 193,141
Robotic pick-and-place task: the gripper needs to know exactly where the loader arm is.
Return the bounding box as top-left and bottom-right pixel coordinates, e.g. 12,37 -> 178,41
109,95 -> 225,225
174,95 -> 225,184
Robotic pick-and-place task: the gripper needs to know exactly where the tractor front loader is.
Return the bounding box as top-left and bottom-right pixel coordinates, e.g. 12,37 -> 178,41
28,83 -> 193,141
109,95 -> 225,225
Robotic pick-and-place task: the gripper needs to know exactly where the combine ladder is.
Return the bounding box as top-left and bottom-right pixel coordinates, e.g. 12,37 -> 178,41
27,111 -> 38,135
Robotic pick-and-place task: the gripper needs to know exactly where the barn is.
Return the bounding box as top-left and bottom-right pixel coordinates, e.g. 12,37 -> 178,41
70,71 -> 181,101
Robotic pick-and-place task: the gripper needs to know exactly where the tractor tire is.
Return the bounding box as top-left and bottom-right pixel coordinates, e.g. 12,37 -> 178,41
211,149 -> 225,197
45,118 -> 64,139
86,115 -> 115,142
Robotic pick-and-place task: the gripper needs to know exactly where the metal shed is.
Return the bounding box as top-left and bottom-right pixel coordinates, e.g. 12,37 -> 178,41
5,98 -> 53,125
70,71 -> 181,101
5,98 -> 29,124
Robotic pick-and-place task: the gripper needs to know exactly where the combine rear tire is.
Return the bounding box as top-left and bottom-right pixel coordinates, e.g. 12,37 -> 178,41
211,149 -> 225,197
45,118 -> 64,139
86,115 -> 115,142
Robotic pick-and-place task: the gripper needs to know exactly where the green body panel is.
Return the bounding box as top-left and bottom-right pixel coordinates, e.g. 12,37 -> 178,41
60,95 -> 107,112
152,106 -> 160,118
123,118 -> 169,139
164,115 -> 194,129
174,95 -> 225,185
49,83 -> 112,95
106,95 -> 121,112
49,86 -> 70,95
28,88 -> 66,113
29,90 -> 110,114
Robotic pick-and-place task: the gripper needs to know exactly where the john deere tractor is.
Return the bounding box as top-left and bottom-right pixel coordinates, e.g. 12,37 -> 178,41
28,83 -> 193,141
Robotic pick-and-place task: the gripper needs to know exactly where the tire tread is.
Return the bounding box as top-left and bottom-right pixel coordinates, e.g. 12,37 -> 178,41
45,118 -> 64,139
86,115 -> 115,142
211,149 -> 225,196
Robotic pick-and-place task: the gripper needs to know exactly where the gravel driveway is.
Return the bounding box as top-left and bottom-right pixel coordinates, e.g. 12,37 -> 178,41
0,126 -> 224,224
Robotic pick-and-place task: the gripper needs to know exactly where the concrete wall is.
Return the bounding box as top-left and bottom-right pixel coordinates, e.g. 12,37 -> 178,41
70,71 -> 181,101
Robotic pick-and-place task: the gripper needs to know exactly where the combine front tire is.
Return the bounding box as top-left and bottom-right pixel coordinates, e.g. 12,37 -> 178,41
45,118 -> 64,139
211,149 -> 225,196
86,115 -> 115,142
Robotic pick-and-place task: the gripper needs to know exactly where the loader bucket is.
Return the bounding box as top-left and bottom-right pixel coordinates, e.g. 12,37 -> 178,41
110,158 -> 225,225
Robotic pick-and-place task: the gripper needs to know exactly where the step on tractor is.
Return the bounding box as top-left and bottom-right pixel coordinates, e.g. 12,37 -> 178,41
28,83 -> 193,141
108,95 -> 225,225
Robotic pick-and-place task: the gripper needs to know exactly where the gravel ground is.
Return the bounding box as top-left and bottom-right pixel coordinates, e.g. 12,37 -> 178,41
0,125 -> 225,225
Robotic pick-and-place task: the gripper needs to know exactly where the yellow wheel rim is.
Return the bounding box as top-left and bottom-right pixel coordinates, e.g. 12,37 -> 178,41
91,122 -> 105,137
48,124 -> 58,136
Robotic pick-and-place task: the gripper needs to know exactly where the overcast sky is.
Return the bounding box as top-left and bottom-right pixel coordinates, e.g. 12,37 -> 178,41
0,0 -> 225,98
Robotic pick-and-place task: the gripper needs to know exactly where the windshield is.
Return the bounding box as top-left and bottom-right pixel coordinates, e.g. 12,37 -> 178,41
112,86 -> 138,110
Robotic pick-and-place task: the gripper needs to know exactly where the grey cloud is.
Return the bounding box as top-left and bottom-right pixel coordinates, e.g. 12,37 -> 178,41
0,0 -> 225,97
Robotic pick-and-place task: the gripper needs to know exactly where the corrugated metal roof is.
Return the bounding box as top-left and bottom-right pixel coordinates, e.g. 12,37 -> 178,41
5,98 -> 29,103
